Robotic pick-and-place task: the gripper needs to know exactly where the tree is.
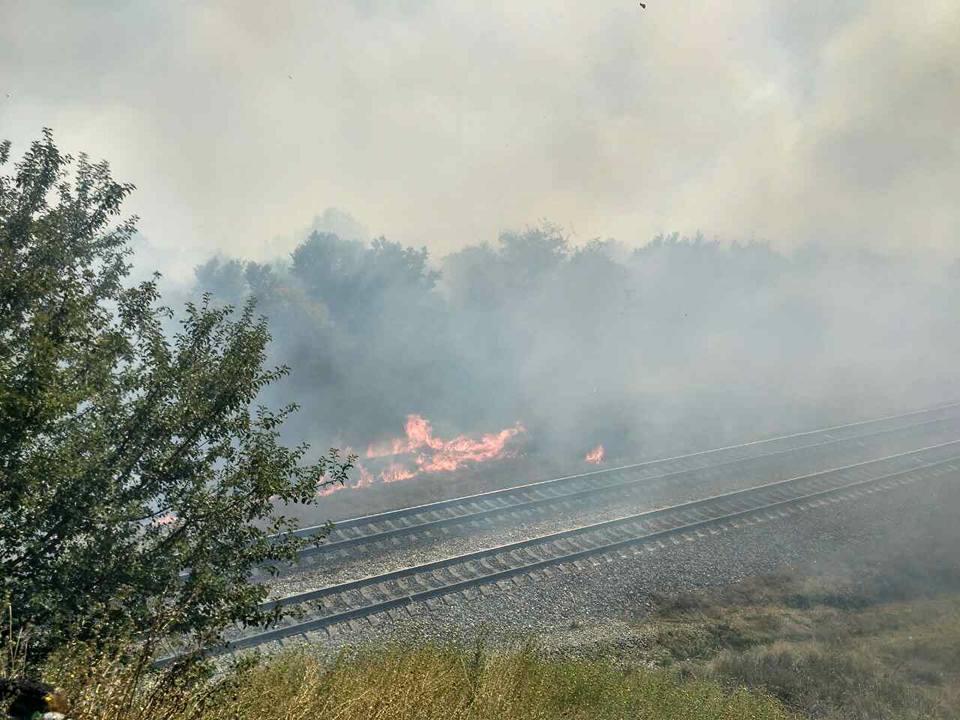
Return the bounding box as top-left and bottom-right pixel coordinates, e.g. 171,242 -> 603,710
0,131 -> 352,664
289,231 -> 439,325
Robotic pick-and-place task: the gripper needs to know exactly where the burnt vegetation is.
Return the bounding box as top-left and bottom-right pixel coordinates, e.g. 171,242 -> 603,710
191,217 -> 960,497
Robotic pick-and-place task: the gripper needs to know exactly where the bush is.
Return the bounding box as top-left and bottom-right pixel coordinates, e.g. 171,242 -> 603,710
0,131 -> 352,663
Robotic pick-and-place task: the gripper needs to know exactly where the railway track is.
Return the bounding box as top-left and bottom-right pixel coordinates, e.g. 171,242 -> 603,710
216,438 -> 960,655
279,404 -> 960,567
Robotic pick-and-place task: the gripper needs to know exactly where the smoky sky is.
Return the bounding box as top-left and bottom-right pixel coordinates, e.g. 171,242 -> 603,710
1,0 -> 958,280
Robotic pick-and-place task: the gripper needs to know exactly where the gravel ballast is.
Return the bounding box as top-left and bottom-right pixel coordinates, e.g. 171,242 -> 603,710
261,472 -> 960,658
269,424 -> 960,598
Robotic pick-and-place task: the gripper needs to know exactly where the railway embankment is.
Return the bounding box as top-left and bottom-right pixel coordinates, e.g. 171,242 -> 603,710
266,456 -> 960,657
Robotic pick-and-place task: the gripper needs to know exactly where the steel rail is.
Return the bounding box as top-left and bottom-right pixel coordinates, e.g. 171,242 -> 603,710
296,402 -> 960,541
283,408 -> 960,561
270,403 -> 960,574
209,439 -> 960,655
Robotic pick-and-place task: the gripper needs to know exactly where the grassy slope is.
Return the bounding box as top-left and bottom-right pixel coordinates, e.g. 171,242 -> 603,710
39,470 -> 960,720
620,538 -> 960,719
47,644 -> 795,720
43,536 -> 960,720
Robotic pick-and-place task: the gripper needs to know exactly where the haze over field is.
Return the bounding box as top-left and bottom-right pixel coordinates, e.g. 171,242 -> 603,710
2,1 -> 958,278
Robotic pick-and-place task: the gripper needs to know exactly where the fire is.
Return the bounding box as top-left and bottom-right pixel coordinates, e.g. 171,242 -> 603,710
312,415 -> 526,498
310,414 -> 529,494
380,462 -> 417,483
356,464 -> 374,488
584,444 -> 605,464
367,414 -> 525,475
317,481 -> 346,497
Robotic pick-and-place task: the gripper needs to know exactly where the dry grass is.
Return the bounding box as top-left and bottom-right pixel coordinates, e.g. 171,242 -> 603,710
632,561 -> 960,719
1,605 -> 30,679
42,643 -> 795,720
602,489 -> 960,720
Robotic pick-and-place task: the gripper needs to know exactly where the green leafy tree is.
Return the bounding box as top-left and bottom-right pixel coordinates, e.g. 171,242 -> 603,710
0,131 -> 352,664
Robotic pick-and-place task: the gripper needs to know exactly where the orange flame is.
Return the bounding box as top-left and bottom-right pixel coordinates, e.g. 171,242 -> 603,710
380,462 -> 417,483
317,481 -> 346,497
584,444 -> 605,464
367,414 -> 525,476
366,414 -> 438,458
356,464 -> 374,488
312,415 -> 526,497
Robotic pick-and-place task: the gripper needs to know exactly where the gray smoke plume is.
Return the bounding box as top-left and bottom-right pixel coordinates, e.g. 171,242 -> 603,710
191,222 -> 960,473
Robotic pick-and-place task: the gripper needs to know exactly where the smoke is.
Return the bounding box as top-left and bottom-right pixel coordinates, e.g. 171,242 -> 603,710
2,1 -> 958,271
5,0 -> 956,491
191,222 -> 960,480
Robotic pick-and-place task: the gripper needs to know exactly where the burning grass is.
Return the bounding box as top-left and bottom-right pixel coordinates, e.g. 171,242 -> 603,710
316,415 -> 529,503
317,415 -> 612,509
584,444 -> 606,465
360,414 -> 526,482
